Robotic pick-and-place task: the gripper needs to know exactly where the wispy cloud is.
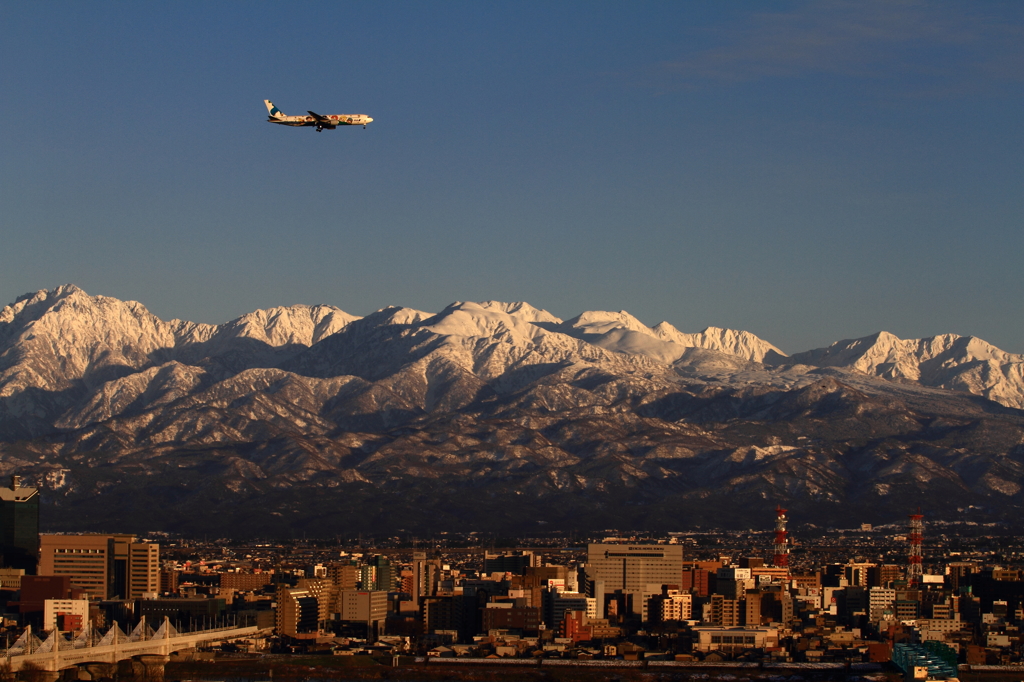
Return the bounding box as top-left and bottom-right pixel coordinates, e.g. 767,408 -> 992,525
659,0 -> 1024,95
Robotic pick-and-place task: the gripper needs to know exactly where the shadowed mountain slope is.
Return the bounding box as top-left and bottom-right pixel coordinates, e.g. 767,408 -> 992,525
1,286 -> 1022,535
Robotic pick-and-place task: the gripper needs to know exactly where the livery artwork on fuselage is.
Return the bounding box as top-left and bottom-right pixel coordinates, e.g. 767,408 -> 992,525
264,100 -> 373,131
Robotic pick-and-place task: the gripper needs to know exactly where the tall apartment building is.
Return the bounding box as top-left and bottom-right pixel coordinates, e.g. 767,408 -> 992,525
745,587 -> 793,625
296,577 -> 338,625
0,476 -> 39,572
585,543 -> 684,616
412,552 -> 441,608
328,562 -> 359,590
658,590 -> 693,621
38,534 -> 159,600
845,562 -> 877,588
129,541 -> 159,597
869,587 -> 897,621
276,586 -> 319,638
869,564 -> 903,588
709,594 -> 741,627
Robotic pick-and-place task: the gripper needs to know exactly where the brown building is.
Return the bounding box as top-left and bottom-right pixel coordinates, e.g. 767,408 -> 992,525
339,590 -> 388,623
868,564 -> 903,588
507,566 -> 568,608
561,610 -> 621,643
219,572 -> 271,592
421,595 -> 462,635
16,575 -> 82,614
709,594 -> 741,627
791,573 -> 821,591
586,544 -> 685,617
751,566 -> 790,583
412,553 -> 442,608
681,561 -> 722,597
276,585 -> 319,638
160,569 -> 179,594
481,604 -> 542,634
328,563 -> 359,590
297,577 -> 338,625
38,534 -> 158,600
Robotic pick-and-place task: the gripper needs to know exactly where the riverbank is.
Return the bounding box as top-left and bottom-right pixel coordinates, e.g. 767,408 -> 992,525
166,655 -> 892,682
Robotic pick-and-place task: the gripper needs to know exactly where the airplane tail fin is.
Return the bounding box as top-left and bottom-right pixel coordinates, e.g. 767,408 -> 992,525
264,100 -> 286,119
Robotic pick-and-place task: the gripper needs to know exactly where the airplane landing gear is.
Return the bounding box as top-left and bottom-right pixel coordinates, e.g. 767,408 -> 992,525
316,126 -> 323,132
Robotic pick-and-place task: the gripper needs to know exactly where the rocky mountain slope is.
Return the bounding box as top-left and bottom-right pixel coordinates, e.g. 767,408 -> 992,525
1,285 -> 1022,536
779,332 -> 1024,410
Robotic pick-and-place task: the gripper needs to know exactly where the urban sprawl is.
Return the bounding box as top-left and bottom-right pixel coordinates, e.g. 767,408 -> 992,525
3,476 -> 1024,681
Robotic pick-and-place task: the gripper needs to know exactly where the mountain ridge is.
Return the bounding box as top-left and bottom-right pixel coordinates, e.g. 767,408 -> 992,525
1,285 -> 1022,535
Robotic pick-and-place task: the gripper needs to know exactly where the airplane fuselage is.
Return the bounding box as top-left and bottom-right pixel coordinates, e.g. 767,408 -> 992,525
264,100 -> 372,131
268,114 -> 373,128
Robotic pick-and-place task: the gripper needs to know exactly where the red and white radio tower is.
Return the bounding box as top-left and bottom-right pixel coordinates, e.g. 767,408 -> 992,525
773,505 -> 790,568
907,511 -> 924,587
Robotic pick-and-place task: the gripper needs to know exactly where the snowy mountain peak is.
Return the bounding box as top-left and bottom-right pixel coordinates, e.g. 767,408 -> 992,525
369,306 -> 432,326
564,310 -> 654,336
217,304 -> 360,346
421,301 -> 549,342
3,286 -> 1022,415
470,300 -> 562,324
651,322 -> 785,363
788,331 -> 1024,408
2,284 -> 88,327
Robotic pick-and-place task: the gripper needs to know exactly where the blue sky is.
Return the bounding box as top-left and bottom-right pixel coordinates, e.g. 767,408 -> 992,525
2,1 -> 1022,353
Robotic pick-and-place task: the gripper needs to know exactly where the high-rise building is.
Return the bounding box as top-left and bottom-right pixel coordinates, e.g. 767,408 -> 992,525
338,589 -> 388,639
585,544 -> 684,617
708,594 -> 741,627
0,476 -> 39,572
328,562 -> 359,590
412,552 -> 441,608
276,586 -> 319,638
360,555 -> 396,592
845,562 -> 877,588
38,534 -> 159,600
296,577 -> 338,626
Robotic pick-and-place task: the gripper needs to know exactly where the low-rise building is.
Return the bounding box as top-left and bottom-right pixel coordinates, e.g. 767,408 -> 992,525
43,598 -> 88,631
692,626 -> 779,653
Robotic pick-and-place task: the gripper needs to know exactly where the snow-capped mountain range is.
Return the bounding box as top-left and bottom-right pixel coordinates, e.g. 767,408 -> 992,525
1,285 -> 1022,535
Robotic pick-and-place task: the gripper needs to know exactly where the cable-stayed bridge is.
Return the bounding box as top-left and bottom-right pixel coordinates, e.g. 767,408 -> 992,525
2,617 -> 265,680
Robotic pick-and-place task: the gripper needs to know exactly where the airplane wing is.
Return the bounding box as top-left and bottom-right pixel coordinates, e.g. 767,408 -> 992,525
307,111 -> 331,123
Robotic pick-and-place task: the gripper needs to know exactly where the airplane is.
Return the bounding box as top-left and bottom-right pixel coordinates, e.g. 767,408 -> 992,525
264,100 -> 373,131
